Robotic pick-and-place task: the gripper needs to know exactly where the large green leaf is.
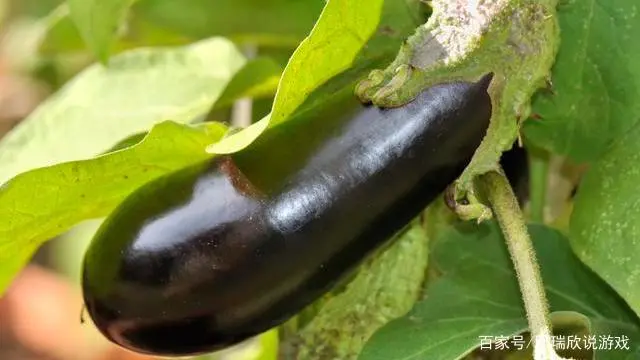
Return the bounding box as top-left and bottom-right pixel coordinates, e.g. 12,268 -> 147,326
67,0 -> 137,62
0,37 -> 244,184
524,0 -> 640,162
266,0 -> 386,127
571,123 -> 640,318
207,0 -> 387,154
359,223 -> 640,360
0,121 -> 226,295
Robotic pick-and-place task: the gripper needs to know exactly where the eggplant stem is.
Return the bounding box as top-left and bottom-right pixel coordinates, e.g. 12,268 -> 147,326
478,170 -> 571,360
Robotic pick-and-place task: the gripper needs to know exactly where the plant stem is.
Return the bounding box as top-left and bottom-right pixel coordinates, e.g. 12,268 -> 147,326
528,147 -> 549,223
231,44 -> 258,128
478,170 -> 569,360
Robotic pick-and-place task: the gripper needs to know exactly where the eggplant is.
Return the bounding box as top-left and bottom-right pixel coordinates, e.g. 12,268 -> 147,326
82,75 -> 493,357
500,144 -> 530,205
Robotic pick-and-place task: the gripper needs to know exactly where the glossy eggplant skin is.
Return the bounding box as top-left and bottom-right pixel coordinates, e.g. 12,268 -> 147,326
82,76 -> 493,357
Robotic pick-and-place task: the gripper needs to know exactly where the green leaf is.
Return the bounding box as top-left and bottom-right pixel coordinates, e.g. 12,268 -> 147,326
258,330 -> 279,360
0,37 -> 244,185
268,0 -> 384,126
207,0 -> 386,154
571,123 -> 640,318
0,121 -> 227,295
40,0 -> 325,56
289,225 -> 429,360
359,223 -> 640,360
524,0 -> 640,162
68,0 -> 136,62
38,5 -> 86,55
213,57 -> 282,110
134,0 -> 326,48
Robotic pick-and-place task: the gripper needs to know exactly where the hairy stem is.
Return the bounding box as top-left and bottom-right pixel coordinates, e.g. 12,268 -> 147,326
478,170 -> 569,360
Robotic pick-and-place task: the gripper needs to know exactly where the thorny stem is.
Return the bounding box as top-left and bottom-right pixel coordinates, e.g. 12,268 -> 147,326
478,170 -> 571,360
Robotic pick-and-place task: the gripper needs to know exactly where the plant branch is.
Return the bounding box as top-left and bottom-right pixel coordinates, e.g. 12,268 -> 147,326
478,170 -> 570,360
231,44 -> 258,129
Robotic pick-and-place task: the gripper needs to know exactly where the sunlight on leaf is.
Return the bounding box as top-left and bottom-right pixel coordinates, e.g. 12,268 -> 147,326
0,37 -> 244,185
207,0 -> 385,154
0,121 -> 226,295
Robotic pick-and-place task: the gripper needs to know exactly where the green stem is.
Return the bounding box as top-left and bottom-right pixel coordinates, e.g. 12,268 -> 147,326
528,147 -> 550,223
478,170 -> 569,360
